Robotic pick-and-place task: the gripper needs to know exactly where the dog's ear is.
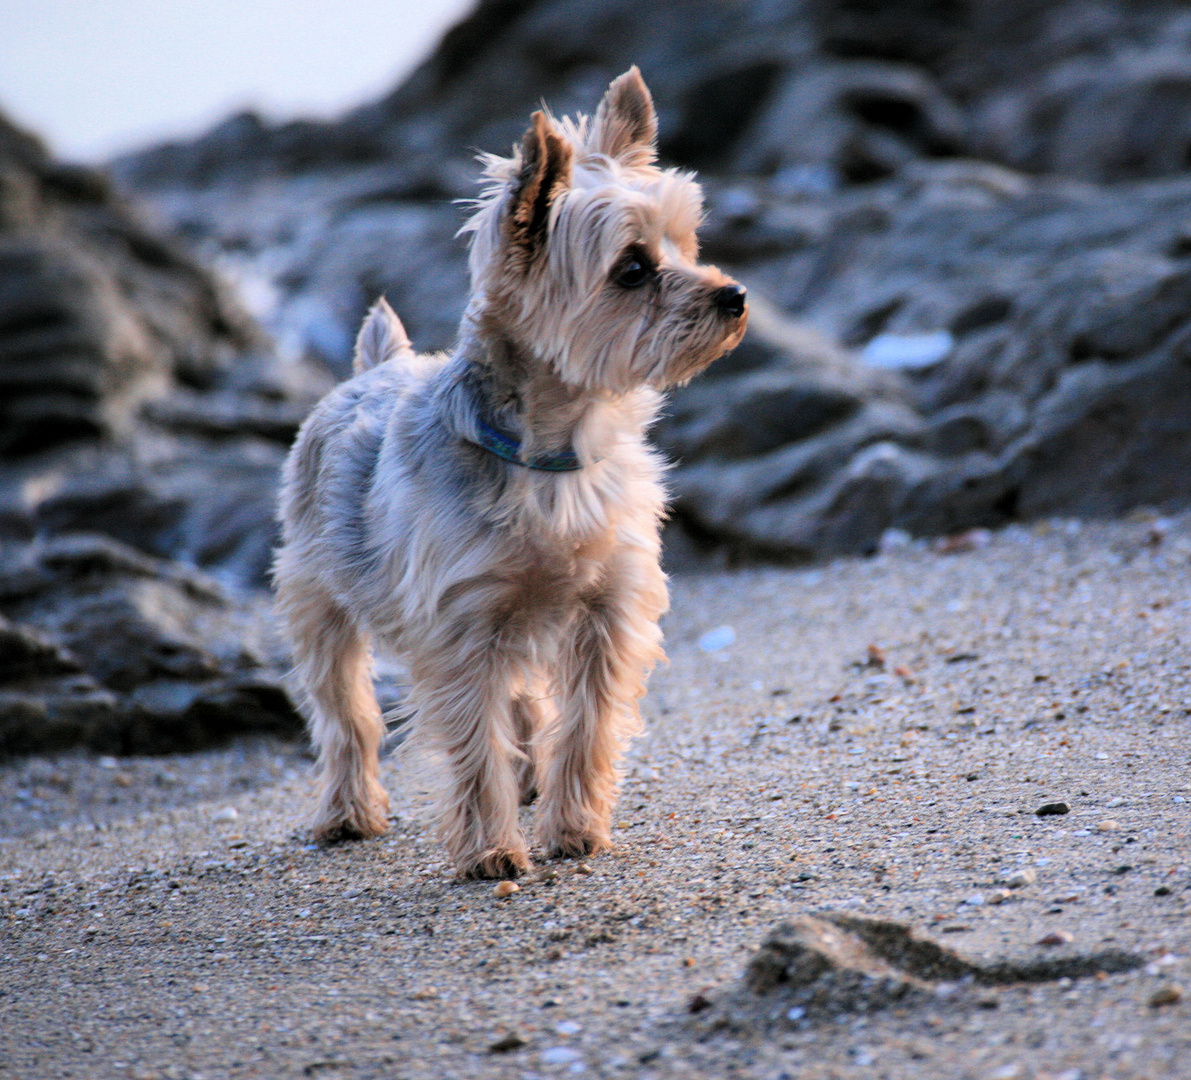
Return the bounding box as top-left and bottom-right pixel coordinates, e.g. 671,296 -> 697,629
508,110 -> 573,256
590,66 -> 658,166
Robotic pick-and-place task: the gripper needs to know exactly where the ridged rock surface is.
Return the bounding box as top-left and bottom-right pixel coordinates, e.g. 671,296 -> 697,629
114,0 -> 1191,564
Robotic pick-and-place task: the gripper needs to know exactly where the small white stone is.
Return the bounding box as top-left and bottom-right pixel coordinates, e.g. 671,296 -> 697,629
698,625 -> 736,653
861,330 -> 954,370
1005,868 -> 1037,888
211,807 -> 239,822
541,1045 -> 583,1065
963,893 -> 986,907
555,1020 -> 582,1035
878,527 -> 913,553
987,1065 -> 1022,1080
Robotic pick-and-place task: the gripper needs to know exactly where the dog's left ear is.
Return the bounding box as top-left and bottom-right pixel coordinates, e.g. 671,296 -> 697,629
508,110 -> 573,257
590,66 -> 658,167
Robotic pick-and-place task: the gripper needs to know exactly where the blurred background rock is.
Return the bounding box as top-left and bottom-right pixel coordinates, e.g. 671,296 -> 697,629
4,0 -> 1191,752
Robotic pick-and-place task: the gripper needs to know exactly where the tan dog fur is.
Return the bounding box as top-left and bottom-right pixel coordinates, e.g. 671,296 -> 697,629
273,68 -> 747,879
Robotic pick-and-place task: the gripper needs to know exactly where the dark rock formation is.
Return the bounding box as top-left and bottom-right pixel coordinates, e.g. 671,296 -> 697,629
0,534 -> 299,755
105,0 -> 1191,565
0,112 -> 322,752
9,0 -> 1191,749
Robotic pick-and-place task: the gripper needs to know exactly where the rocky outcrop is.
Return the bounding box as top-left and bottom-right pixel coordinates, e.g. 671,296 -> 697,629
0,534 -> 299,755
0,113 -> 322,752
9,0 -> 1191,753
105,0 -> 1191,564
662,164 -> 1191,559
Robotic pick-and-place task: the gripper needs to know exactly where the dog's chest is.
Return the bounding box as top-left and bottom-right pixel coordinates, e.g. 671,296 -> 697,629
510,527 -> 617,610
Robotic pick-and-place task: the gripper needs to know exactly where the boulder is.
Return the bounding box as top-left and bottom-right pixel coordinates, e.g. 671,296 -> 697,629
0,112 -> 323,751
0,534 -> 299,755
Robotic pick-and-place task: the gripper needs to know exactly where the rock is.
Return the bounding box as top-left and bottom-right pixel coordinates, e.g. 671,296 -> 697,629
10,0 -> 1191,752
703,912 -> 1142,1029
697,626 -> 736,653
487,1031 -> 527,1052
1004,868 -> 1037,889
1037,931 -> 1074,947
1036,802 -> 1071,817
0,534 -> 300,755
1149,984 -> 1183,1008
0,111 -> 343,752
91,2 -> 1191,566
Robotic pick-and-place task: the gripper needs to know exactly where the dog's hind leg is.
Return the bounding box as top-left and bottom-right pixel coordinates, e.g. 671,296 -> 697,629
512,681 -> 550,806
280,579 -> 390,840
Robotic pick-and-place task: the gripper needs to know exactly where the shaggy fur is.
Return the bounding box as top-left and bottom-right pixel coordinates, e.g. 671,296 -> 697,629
274,68 -> 747,879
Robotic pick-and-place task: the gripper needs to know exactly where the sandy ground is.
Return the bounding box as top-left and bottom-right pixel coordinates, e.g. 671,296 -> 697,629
2,512 -> 1190,1080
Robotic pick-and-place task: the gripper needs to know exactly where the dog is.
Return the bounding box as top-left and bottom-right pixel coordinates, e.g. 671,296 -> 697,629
273,68 -> 747,879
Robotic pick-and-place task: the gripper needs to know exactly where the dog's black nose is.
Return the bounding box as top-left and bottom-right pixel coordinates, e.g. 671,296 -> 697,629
713,283 -> 747,317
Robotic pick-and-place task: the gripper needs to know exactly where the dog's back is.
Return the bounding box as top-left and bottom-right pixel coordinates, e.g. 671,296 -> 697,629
277,299 -> 443,597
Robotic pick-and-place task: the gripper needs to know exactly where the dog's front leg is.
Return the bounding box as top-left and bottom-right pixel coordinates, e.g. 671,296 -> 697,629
537,576 -> 665,860
413,644 -> 532,879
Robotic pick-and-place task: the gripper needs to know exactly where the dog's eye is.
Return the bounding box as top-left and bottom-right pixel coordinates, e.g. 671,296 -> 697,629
613,253 -> 653,289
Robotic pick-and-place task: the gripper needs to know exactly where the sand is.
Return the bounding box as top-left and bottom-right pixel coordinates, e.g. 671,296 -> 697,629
2,512 -> 1189,1080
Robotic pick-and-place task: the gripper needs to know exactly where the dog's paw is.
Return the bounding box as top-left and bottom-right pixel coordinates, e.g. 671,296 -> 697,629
312,793 -> 390,843
463,848 -> 531,881
542,830 -> 609,861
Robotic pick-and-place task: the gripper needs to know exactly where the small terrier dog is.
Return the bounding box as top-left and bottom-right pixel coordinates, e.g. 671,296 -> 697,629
274,68 -> 747,879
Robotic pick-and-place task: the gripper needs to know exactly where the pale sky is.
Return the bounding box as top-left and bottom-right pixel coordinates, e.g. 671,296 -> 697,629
0,0 -> 475,161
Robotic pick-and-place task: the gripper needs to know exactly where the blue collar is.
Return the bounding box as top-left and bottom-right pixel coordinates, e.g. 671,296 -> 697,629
471,416 -> 585,472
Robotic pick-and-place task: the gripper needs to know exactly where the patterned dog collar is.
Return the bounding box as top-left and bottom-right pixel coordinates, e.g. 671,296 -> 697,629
471,417 -> 585,472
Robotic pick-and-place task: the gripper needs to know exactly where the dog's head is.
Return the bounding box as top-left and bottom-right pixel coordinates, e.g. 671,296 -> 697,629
461,67 -> 747,393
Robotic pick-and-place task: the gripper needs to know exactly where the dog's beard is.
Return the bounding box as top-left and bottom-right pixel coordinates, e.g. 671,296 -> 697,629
488,273 -> 745,394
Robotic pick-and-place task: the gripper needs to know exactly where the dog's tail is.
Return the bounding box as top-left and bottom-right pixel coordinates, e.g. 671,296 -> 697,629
353,297 -> 416,374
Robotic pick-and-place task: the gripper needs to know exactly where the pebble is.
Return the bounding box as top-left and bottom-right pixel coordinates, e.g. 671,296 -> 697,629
1036,802 -> 1070,816
697,625 -> 736,652
541,1045 -> 583,1065
576,863 -> 594,875
987,1065 -> 1022,1080
861,330 -> 954,370
493,881 -> 519,899
1004,868 -> 1037,888
1096,820 -> 1120,832
987,889 -> 1013,905
488,1031 -> 527,1052
1149,985 -> 1183,1008
555,1020 -> 582,1035
1036,931 -> 1074,947
962,893 -> 986,906
211,806 -> 239,822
